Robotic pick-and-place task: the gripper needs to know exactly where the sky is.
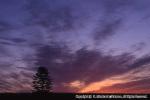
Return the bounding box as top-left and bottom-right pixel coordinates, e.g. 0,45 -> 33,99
0,0 -> 150,93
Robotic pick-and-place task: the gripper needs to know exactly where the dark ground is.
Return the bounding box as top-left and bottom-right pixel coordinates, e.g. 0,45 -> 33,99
0,93 -> 149,100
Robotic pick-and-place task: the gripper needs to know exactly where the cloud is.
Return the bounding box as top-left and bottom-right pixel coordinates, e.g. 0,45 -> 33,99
0,36 -> 26,44
91,0 -> 149,43
91,0 -> 127,43
0,70 -> 33,93
35,44 -> 139,92
0,21 -> 12,32
100,78 -> 150,93
0,0 -> 150,93
64,80 -> 85,89
89,78 -> 150,93
131,42 -> 146,52
129,55 -> 150,69
93,19 -> 122,43
79,78 -> 127,93
102,0 -> 133,13
79,63 -> 150,93
24,0 -> 77,32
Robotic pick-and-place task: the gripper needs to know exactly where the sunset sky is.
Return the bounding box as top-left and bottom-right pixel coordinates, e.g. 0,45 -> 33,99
0,0 -> 150,93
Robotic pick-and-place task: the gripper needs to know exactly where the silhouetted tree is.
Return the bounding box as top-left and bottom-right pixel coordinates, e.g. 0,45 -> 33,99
33,66 -> 52,93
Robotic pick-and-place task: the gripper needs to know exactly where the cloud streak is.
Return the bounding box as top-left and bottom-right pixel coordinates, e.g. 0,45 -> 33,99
34,44 -> 150,92
93,19 -> 122,43
79,63 -> 150,93
0,0 -> 150,93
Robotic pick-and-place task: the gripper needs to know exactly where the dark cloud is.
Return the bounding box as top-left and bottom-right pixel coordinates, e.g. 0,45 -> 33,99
0,80 -> 12,92
10,38 -> 26,43
34,43 -> 150,92
92,0 -> 128,43
131,42 -> 146,52
102,0 -> 133,14
129,55 -> 150,69
92,0 -> 138,43
16,67 -> 35,71
0,21 -> 12,32
35,44 -> 138,92
0,71 -> 33,93
0,41 -> 13,46
98,78 -> 150,93
0,0 -> 150,93
94,19 -> 122,42
0,37 -> 26,43
35,44 -> 71,67
25,0 -> 77,32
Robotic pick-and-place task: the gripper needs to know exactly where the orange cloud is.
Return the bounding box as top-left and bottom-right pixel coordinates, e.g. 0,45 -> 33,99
94,86 -> 150,93
79,78 -> 128,93
64,80 -> 85,89
79,64 -> 150,93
